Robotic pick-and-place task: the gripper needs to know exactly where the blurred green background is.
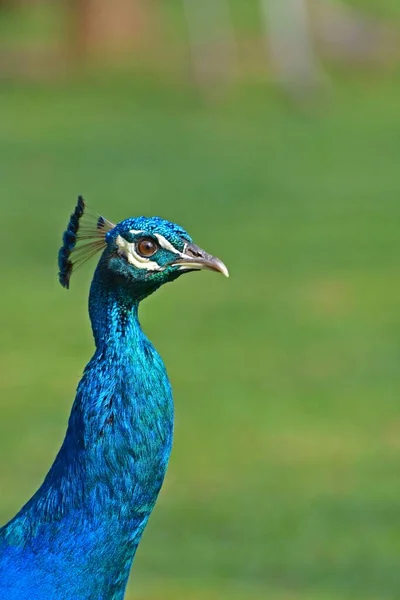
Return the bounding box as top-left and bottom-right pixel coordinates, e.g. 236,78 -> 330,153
1,2 -> 400,599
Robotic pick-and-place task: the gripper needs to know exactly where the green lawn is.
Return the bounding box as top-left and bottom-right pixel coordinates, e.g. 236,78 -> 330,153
0,76 -> 400,600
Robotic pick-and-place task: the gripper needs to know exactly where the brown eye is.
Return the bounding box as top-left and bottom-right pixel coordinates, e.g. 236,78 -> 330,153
137,237 -> 158,258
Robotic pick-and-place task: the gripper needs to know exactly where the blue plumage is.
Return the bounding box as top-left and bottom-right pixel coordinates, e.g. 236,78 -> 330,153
0,198 -> 228,599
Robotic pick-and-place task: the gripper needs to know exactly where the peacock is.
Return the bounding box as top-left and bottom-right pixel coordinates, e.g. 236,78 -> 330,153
0,197 -> 228,600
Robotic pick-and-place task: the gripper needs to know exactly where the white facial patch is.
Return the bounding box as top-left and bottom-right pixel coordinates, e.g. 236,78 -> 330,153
115,235 -> 162,271
154,233 -> 184,256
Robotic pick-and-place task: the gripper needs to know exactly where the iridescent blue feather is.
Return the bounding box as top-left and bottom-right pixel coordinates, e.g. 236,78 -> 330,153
0,200 -> 227,600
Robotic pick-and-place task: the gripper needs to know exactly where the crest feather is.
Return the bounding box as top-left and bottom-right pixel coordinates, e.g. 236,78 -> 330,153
58,196 -> 114,289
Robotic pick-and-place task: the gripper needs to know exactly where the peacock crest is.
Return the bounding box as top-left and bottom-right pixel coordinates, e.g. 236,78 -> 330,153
58,196 -> 114,289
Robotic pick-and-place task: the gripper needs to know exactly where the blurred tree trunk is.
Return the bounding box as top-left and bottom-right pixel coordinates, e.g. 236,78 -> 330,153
311,0 -> 399,66
184,0 -> 237,92
261,0 -> 323,98
66,0 -> 150,64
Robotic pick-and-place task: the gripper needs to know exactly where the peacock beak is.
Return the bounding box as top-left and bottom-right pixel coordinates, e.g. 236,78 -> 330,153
173,243 -> 229,278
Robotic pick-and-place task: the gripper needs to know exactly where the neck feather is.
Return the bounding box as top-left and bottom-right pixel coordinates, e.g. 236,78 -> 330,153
3,261 -> 174,597
89,261 -> 140,350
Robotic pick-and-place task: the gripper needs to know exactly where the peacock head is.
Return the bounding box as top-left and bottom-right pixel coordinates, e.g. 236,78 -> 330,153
58,197 -> 228,297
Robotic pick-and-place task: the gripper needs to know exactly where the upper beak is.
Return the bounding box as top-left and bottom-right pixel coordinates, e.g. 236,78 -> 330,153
173,242 -> 229,278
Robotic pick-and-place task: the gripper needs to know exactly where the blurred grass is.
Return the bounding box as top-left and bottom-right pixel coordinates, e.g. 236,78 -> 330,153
0,75 -> 400,600
0,2 -> 65,44
346,0 -> 400,17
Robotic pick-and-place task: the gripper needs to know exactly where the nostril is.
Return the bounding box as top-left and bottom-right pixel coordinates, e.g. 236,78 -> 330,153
185,245 -> 204,259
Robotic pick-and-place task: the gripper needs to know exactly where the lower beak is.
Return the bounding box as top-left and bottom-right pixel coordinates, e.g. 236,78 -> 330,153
173,243 -> 229,278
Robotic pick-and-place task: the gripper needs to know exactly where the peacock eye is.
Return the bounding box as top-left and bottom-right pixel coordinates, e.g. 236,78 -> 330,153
136,237 -> 158,258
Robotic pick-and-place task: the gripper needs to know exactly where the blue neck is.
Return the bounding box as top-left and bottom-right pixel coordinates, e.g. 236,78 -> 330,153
3,263 -> 174,598
89,262 -> 141,350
